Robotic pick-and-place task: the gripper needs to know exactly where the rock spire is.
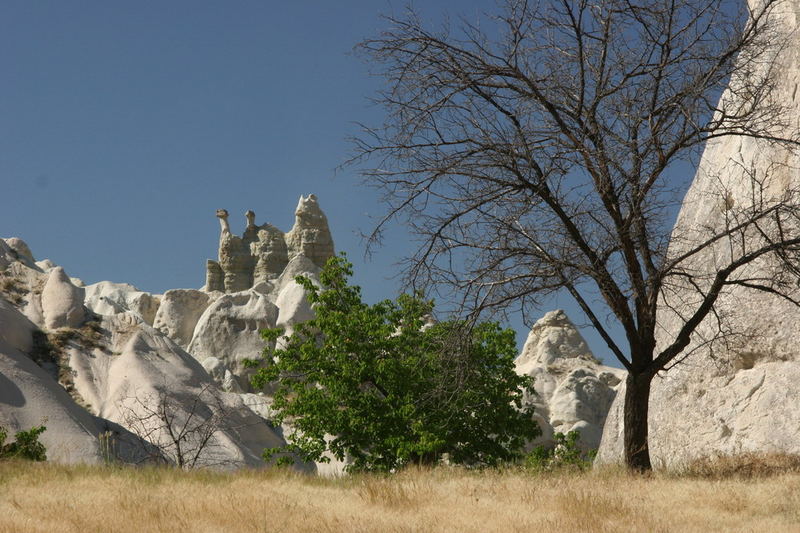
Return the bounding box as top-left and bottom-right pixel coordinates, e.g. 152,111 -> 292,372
205,195 -> 334,293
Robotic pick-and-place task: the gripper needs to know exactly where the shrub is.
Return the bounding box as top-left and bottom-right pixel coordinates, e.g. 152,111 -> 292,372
0,425 -> 47,462
524,431 -> 594,472
250,254 -> 540,472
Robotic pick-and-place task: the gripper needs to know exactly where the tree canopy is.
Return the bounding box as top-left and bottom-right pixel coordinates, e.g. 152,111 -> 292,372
251,255 -> 539,472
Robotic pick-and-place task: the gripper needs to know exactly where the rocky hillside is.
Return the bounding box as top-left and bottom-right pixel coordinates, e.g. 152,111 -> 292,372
0,194 -> 622,469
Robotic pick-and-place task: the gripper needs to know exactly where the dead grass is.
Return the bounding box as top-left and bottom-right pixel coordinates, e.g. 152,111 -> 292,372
1,461 -> 800,533
679,452 -> 800,479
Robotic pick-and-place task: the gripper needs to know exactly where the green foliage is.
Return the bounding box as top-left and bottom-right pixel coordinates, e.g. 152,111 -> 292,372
250,254 -> 540,472
0,425 -> 47,462
524,431 -> 595,472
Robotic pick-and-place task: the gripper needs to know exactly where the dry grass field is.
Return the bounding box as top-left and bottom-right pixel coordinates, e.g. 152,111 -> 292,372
1,458 -> 800,533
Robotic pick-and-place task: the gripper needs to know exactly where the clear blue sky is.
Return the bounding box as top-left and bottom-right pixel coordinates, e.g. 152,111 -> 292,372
1,1 -> 633,366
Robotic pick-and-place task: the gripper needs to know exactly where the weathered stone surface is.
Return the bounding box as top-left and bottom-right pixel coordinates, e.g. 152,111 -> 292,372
275,280 -> 316,335
153,289 -> 212,349
204,198 -> 334,294
597,4 -> 800,467
187,290 -> 278,391
3,237 -> 37,269
205,260 -> 224,292
84,281 -> 160,325
66,312 -> 285,468
41,266 -> 85,330
35,259 -> 56,272
515,310 -> 624,451
285,194 -> 335,268
201,356 -> 243,393
251,223 -> 289,284
0,297 -> 104,464
217,209 -> 255,293
272,254 -> 321,297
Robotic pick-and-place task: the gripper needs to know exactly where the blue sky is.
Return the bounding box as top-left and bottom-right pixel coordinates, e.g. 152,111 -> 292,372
1,1 -> 633,365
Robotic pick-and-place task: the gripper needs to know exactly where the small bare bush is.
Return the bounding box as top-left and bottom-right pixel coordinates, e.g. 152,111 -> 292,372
118,383 -> 234,470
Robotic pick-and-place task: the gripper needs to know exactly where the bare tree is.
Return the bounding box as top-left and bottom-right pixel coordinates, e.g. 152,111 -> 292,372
353,0 -> 800,470
118,384 -> 233,470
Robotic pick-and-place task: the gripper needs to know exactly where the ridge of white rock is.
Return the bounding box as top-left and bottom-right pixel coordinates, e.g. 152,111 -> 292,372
187,290 -> 279,392
0,296 -> 104,463
515,310 -> 624,451
152,289 -> 212,349
1,196 -> 625,470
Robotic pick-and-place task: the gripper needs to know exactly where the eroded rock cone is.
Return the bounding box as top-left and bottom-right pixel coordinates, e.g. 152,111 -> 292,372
515,310 -> 624,451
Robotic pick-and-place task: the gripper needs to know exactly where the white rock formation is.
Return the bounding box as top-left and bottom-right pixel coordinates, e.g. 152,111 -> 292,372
152,289 -> 212,349
206,196 -> 334,292
65,312 -> 285,468
84,281 -> 160,326
285,194 -> 335,268
597,3 -> 800,467
515,310 -> 624,451
0,296 -> 104,463
41,266 -> 86,330
187,290 -> 279,392
0,237 -> 291,469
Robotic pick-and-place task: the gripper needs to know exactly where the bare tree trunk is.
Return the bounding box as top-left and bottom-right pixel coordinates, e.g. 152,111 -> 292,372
624,372 -> 653,471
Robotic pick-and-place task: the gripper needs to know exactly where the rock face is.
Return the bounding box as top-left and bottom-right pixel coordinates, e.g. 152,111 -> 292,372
41,267 -> 86,330
66,312 -> 286,468
205,195 -> 334,293
0,222 -> 624,472
152,289 -> 212,349
187,290 -> 279,392
285,194 -> 335,268
3,196 -> 627,470
84,281 -> 160,326
597,4 -> 800,467
515,310 -> 624,451
0,196 -> 341,470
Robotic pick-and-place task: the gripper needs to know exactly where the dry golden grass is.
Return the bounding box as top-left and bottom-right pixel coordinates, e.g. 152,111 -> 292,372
2,460 -> 800,533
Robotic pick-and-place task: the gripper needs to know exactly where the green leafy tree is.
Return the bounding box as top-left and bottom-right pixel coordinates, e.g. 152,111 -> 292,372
0,424 -> 47,461
251,255 -> 539,472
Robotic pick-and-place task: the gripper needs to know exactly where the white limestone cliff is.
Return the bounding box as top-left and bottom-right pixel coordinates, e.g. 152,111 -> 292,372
187,290 -> 279,392
0,197 -> 335,470
84,281 -> 160,326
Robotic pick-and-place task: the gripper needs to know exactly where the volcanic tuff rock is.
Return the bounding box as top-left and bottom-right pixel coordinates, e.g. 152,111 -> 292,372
284,194 -> 335,268
152,289 -> 212,349
597,2 -> 800,466
0,197 -> 334,469
41,267 -> 86,330
0,240 -> 289,468
515,310 -> 624,451
206,195 -> 334,292
0,197 -> 622,470
84,281 -> 160,326
187,290 -> 279,392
